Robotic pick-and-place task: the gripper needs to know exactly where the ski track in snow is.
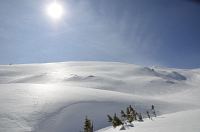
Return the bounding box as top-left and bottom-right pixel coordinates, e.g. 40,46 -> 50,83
33,100 -> 113,131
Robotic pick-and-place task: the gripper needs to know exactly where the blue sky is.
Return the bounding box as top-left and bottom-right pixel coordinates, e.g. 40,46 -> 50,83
0,0 -> 200,68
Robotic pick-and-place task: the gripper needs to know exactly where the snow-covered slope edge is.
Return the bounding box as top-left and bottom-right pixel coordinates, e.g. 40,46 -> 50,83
0,61 -> 200,132
97,109 -> 200,132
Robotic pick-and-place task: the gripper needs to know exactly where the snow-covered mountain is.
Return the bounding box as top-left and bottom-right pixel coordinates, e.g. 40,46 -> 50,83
0,61 -> 199,132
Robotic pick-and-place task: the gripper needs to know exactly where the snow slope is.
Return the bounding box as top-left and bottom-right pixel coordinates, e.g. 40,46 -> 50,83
97,109 -> 200,132
0,61 -> 199,132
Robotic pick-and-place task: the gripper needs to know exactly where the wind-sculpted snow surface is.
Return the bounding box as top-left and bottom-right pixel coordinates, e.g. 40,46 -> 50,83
0,62 -> 199,132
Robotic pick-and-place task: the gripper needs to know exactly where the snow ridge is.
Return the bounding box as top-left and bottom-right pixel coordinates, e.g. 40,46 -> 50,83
0,62 -> 199,132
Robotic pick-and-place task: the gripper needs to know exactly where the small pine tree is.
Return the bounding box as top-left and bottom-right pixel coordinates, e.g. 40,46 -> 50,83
108,114 -> 122,128
126,108 -> 133,123
151,105 -> 155,110
151,105 -> 156,117
126,105 -> 138,123
138,113 -> 143,122
128,114 -> 134,123
112,113 -> 118,128
90,121 -> 94,132
108,113 -> 123,128
134,112 -> 138,121
121,110 -> 126,120
113,113 -> 123,128
128,105 -> 137,121
126,107 -> 130,117
83,116 -> 93,132
146,111 -> 151,119
107,114 -> 113,122
129,105 -> 134,112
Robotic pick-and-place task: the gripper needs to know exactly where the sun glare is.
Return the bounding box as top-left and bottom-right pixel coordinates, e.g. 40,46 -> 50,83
46,1 -> 63,20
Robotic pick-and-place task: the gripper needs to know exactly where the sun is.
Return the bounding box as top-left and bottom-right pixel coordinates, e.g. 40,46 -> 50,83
46,1 -> 63,20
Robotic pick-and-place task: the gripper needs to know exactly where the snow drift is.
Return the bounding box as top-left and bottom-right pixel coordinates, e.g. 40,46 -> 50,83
0,61 -> 199,132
